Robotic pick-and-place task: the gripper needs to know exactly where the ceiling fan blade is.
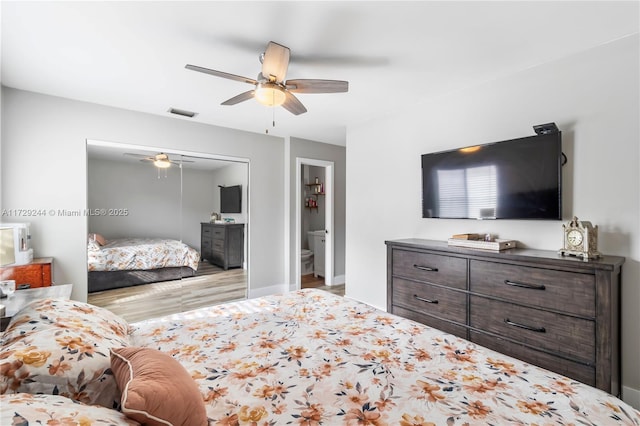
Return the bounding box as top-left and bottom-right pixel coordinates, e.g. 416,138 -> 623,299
286,79 -> 349,94
123,153 -> 151,158
221,90 -> 255,106
261,41 -> 290,82
282,91 -> 307,115
185,64 -> 257,85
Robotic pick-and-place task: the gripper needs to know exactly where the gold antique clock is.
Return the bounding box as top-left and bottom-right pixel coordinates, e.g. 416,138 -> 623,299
559,216 -> 600,260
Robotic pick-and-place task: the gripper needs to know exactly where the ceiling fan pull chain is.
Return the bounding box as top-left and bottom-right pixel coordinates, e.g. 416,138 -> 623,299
266,105 -> 276,133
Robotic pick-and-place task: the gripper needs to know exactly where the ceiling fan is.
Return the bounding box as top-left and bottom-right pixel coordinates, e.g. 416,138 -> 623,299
185,41 -> 349,115
123,152 -> 194,169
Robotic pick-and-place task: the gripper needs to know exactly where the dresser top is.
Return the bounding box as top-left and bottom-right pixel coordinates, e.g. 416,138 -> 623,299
386,238 -> 625,271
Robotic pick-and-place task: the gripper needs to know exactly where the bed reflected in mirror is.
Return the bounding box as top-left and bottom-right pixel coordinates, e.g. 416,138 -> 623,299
86,140 -> 249,322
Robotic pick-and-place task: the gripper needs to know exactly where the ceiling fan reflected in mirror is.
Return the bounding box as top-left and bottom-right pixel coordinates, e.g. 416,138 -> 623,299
123,152 -> 194,169
186,41 -> 349,115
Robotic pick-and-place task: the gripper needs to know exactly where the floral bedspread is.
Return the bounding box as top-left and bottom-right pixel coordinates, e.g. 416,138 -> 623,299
130,289 -> 640,425
88,237 -> 200,272
0,393 -> 140,426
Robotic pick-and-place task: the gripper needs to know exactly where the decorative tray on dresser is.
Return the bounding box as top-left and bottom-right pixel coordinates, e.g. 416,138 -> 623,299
386,239 -> 624,395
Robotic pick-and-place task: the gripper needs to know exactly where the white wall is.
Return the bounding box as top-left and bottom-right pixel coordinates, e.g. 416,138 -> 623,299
89,157 -> 191,246
346,35 -> 639,404
1,87 -> 284,301
211,162 -> 249,225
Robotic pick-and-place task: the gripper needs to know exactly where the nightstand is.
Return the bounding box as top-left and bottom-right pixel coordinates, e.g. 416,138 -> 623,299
0,257 -> 53,289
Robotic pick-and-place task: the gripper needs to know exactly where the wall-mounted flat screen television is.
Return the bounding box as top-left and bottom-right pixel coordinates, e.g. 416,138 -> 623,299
421,132 -> 562,220
220,185 -> 242,213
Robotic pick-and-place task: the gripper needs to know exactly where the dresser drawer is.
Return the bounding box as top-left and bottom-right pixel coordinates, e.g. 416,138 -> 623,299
212,239 -> 225,251
209,251 -> 224,265
469,331 -> 595,386
469,296 -> 594,364
212,227 -> 225,240
392,249 -> 467,289
393,305 -> 468,338
202,225 -> 213,236
469,260 -> 595,317
392,278 -> 466,324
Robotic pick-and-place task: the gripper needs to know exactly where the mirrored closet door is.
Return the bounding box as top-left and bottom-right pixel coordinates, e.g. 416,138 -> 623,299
86,140 -> 249,322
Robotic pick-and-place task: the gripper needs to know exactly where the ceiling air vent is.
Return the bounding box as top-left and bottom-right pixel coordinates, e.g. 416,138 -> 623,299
168,108 -> 198,118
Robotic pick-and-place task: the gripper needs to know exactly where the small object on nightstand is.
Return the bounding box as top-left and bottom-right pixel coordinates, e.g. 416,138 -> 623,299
0,280 -> 16,298
559,216 -> 600,260
0,280 -> 16,297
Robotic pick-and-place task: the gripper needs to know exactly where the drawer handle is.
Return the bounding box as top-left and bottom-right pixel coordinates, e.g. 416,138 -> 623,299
504,279 -> 546,291
413,264 -> 438,272
504,318 -> 546,333
413,294 -> 438,304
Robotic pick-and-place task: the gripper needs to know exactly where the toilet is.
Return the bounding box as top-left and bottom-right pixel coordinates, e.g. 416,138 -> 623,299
307,230 -> 325,278
302,230 -> 318,276
301,249 -> 314,275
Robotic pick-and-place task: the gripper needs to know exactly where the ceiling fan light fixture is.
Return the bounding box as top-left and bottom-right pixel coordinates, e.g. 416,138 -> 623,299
254,83 -> 286,107
154,159 -> 171,168
186,41 -> 348,116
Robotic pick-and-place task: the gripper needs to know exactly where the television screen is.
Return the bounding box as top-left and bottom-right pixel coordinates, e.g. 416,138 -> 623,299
422,133 -> 562,220
220,185 -> 242,213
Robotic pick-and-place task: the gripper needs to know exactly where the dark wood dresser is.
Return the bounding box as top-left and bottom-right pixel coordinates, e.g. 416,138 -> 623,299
0,257 -> 53,289
386,239 -> 624,395
201,223 -> 244,270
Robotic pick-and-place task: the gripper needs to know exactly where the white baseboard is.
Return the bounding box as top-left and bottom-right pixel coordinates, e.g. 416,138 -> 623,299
248,283 -> 289,299
623,385 -> 640,410
332,274 -> 345,285
251,280 -> 345,296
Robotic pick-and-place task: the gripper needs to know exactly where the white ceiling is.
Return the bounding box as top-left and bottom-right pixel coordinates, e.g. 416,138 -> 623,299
2,1 -> 638,146
86,142 -> 238,171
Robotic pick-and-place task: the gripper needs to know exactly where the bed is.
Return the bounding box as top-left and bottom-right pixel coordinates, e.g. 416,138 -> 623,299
87,235 -> 200,292
1,290 -> 639,425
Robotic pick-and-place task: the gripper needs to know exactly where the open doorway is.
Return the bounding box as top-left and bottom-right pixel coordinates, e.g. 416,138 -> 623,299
295,158 -> 336,292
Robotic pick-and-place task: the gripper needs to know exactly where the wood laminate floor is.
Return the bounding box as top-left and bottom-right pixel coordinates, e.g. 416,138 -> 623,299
301,274 -> 345,296
89,267 -> 247,323
89,269 -> 345,323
